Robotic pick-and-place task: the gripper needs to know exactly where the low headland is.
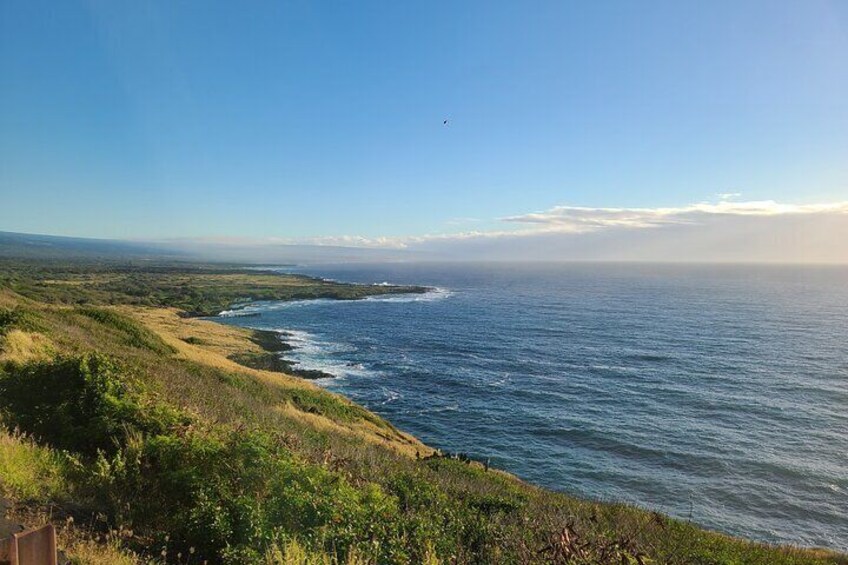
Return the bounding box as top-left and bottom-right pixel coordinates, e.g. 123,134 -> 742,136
0,258 -> 845,564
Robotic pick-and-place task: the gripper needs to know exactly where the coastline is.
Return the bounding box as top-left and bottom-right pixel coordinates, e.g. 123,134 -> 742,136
200,274 -> 848,548
227,328 -> 338,380
2,261 -> 846,563
213,286 -> 453,380
195,296 -> 847,559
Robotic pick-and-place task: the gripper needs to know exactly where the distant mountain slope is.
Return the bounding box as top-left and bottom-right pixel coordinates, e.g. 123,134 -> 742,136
0,231 -> 415,264
0,231 -> 186,260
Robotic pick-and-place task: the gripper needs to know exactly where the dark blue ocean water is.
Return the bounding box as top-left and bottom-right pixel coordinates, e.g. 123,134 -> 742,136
215,263 -> 848,551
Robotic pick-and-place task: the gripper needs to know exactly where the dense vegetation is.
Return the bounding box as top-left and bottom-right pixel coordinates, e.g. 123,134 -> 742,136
0,260 -> 845,564
0,259 -> 427,317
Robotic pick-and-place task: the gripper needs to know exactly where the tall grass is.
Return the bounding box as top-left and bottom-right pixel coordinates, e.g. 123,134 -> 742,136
0,428 -> 69,501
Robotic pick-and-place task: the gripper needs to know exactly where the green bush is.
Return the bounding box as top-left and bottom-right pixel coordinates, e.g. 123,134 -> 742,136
0,354 -> 182,455
0,307 -> 23,335
0,306 -> 42,336
89,427 -> 408,564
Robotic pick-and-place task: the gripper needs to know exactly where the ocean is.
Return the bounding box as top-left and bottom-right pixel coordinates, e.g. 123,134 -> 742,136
214,263 -> 848,551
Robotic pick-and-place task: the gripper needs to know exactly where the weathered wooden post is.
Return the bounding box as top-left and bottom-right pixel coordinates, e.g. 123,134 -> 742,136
8,524 -> 57,565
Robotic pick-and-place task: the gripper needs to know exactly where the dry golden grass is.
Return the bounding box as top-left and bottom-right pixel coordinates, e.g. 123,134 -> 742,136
0,289 -> 22,309
128,306 -> 320,390
40,279 -> 102,286
129,306 -> 269,358
0,329 -> 54,364
62,538 -> 140,565
274,403 -> 425,458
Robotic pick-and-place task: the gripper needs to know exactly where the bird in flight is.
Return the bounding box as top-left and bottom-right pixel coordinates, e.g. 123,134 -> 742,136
443,119 -> 449,125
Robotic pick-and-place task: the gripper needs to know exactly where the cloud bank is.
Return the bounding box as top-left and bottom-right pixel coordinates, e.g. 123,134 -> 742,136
419,199 -> 848,263
500,200 -> 848,233
161,198 -> 848,263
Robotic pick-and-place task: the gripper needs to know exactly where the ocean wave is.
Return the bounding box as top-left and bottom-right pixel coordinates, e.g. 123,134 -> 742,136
218,287 -> 452,316
488,373 -> 511,387
365,287 -> 454,303
422,403 -> 460,413
217,308 -> 259,317
273,329 -> 375,380
380,387 -> 403,404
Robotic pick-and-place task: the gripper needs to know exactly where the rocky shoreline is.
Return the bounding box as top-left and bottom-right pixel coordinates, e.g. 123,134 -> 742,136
228,329 -> 336,380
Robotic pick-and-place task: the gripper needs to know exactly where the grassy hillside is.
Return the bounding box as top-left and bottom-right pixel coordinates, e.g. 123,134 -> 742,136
0,261 -> 844,564
0,231 -> 187,261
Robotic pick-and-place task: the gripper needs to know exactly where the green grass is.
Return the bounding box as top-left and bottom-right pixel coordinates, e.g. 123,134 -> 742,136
0,305 -> 44,335
77,307 -> 176,354
0,428 -> 70,502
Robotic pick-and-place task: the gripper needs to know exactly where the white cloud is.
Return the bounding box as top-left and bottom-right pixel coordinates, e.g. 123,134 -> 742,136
247,199 -> 845,258
289,235 -> 409,249
277,199 -> 848,250
500,200 -> 848,234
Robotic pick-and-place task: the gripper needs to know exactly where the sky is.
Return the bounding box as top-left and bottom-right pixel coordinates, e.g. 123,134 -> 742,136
1,1 -> 847,261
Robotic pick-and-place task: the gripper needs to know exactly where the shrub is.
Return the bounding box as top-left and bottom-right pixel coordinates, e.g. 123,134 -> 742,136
87,427 -> 412,564
0,306 -> 41,336
181,336 -> 206,345
0,354 -> 182,455
0,307 -> 23,335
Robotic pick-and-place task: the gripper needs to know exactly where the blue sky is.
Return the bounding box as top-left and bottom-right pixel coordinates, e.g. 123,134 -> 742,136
1,1 -> 847,254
